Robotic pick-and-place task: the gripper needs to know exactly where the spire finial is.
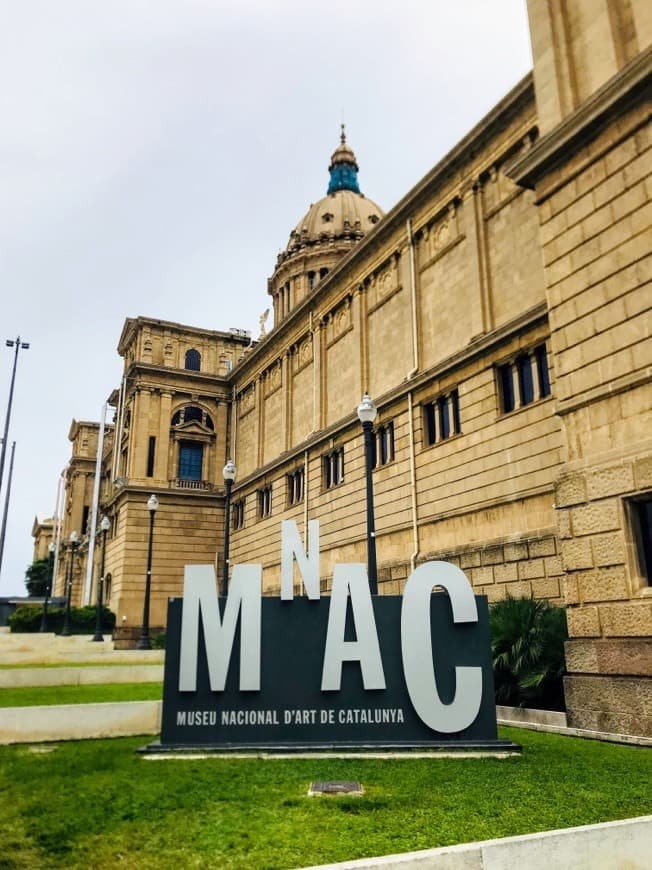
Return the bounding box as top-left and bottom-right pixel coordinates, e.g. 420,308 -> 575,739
340,123 -> 346,145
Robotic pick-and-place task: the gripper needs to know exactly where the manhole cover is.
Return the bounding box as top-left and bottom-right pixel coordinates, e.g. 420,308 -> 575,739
308,781 -> 363,796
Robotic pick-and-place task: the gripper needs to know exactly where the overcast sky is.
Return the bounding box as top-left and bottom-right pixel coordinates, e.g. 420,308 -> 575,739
0,1 -> 533,596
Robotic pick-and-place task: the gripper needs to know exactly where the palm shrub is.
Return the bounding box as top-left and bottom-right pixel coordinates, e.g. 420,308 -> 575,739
489,595 -> 568,711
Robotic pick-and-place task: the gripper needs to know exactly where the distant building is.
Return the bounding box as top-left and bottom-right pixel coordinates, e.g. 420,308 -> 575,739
48,2 -> 651,737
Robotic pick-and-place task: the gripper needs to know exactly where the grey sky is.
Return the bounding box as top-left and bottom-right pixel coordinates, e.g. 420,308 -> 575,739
1,1 -> 532,596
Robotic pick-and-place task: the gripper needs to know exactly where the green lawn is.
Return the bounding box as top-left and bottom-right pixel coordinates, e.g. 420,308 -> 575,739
0,728 -> 650,869
0,683 -> 163,707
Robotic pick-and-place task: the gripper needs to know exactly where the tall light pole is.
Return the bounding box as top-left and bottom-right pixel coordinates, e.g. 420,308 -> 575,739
61,531 -> 79,636
0,337 -> 29,510
357,394 -> 378,595
222,460 -> 236,597
137,494 -> 158,650
92,515 -> 111,642
0,440 -> 16,575
39,541 -> 55,633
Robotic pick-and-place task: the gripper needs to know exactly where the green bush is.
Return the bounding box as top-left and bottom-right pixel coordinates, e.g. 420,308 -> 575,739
151,632 -> 167,649
489,595 -> 568,711
7,605 -> 116,635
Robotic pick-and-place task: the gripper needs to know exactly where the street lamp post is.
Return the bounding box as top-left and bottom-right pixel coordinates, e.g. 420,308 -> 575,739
61,531 -> 79,636
92,515 -> 111,642
222,460 -> 236,597
39,541 -> 55,633
137,495 -> 158,650
0,337 -> 29,511
357,394 -> 378,595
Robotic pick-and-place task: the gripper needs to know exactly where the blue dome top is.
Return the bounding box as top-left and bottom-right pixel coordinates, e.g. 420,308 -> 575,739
327,125 -> 361,194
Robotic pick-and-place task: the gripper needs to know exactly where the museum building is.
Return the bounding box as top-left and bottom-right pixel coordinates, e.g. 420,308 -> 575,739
39,1 -> 651,738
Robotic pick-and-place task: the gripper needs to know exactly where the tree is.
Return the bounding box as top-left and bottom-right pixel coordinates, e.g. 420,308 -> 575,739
24,558 -> 51,597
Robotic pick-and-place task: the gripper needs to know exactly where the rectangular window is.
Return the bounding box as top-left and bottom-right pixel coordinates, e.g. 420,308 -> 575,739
423,391 -> 461,446
146,436 -> 156,478
632,496 -> 652,585
178,442 -> 203,480
374,422 -> 394,468
499,344 -> 551,414
499,363 -> 515,413
535,344 -> 551,398
258,486 -> 272,519
81,505 -> 90,536
232,500 -> 245,531
517,354 -> 535,405
424,401 -> 437,445
323,447 -> 344,489
287,468 -> 305,505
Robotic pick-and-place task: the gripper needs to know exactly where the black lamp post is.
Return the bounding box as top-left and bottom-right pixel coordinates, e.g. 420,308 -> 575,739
222,460 -> 236,597
357,394 -> 378,595
39,541 -> 55,633
61,531 -> 79,636
137,494 -> 158,650
92,515 -> 111,642
0,339 -> 29,518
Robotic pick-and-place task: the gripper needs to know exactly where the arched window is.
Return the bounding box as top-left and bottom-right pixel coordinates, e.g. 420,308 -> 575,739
184,406 -> 202,423
171,406 -> 213,429
185,349 -> 201,371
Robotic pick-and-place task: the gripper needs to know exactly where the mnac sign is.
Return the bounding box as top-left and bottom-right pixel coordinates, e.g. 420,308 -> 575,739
153,521 -> 513,752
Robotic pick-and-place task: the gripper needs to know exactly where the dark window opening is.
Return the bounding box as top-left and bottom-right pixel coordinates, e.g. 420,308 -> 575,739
438,397 -> 450,440
323,448 -> 344,489
517,354 -> 535,406
258,486 -> 272,519
374,423 -> 394,468
424,402 -> 437,446
232,500 -> 245,531
536,345 -> 551,398
288,468 -> 305,505
81,506 -> 90,536
185,348 -> 201,371
178,442 -> 203,481
499,363 -> 515,413
184,406 -> 202,423
146,436 -> 156,478
633,497 -> 652,584
424,390 -> 460,445
499,343 -> 551,414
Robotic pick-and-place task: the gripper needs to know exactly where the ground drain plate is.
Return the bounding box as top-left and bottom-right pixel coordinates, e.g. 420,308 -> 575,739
308,781 -> 363,796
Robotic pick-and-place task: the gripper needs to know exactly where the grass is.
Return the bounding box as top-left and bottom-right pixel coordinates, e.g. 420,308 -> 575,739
0,683 -> 163,707
0,727 -> 650,869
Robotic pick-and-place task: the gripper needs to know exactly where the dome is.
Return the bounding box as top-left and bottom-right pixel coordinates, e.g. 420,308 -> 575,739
269,127 -> 384,325
281,126 -> 384,261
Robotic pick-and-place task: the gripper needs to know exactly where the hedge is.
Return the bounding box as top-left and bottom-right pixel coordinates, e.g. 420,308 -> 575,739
7,605 -> 116,635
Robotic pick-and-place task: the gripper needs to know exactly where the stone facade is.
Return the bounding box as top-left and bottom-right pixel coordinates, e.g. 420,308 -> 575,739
48,3 -> 651,734
508,0 -> 652,736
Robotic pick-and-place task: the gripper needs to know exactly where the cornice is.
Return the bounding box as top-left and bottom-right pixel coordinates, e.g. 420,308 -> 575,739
509,47 -> 652,190
117,315 -> 253,356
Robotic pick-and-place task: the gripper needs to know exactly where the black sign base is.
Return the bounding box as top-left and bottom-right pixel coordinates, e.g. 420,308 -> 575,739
139,738 -> 520,755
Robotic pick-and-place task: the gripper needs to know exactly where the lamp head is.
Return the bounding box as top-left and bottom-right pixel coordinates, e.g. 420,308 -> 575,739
147,494 -> 159,513
223,459 -> 236,482
70,531 -> 79,544
100,515 -> 111,532
48,542 -> 55,553
357,394 -> 377,425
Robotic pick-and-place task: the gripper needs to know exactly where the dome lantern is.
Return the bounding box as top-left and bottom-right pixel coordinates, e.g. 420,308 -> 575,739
327,124 -> 361,194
